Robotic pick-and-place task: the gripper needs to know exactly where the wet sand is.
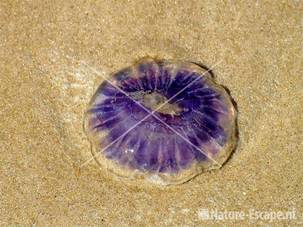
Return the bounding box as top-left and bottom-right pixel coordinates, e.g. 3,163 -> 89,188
0,1 -> 302,226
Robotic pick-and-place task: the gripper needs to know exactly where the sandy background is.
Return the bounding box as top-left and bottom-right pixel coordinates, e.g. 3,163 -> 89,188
0,0 -> 302,226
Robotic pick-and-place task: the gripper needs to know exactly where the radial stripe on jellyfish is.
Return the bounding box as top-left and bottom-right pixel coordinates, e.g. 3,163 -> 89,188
84,57 -> 237,186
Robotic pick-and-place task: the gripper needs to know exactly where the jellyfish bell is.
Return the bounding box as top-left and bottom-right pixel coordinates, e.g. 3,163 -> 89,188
84,57 -> 237,186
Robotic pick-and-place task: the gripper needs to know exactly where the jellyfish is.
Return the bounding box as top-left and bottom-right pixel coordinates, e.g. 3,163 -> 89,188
84,57 -> 237,185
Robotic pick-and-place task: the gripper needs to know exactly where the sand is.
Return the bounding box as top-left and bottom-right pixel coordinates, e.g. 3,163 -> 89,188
0,0 -> 302,226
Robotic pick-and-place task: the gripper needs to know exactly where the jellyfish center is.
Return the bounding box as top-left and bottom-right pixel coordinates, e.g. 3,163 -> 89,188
142,91 -> 182,115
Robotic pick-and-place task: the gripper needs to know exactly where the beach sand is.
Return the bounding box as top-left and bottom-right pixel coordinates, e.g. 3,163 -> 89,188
0,1 -> 302,226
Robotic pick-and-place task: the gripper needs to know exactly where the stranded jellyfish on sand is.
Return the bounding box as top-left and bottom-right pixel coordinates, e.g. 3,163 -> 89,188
84,57 -> 237,185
